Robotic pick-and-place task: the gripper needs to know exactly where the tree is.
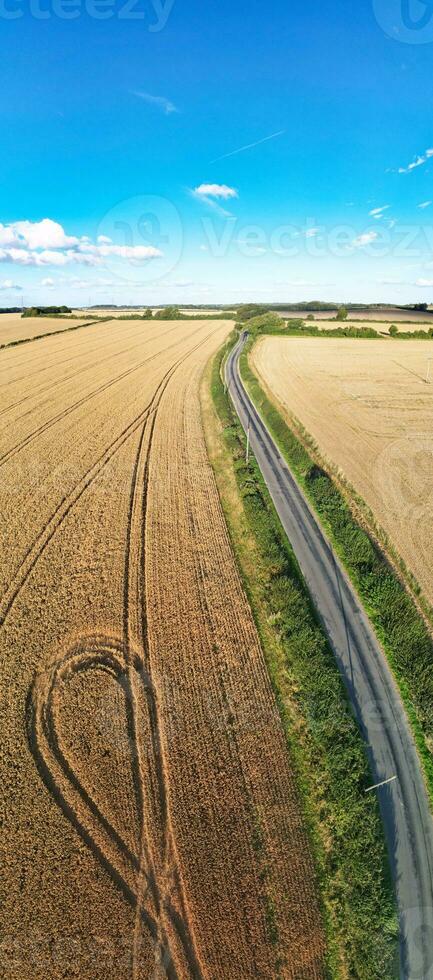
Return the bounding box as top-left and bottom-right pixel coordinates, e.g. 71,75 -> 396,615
389,324 -> 398,336
154,306 -> 182,320
306,314 -> 315,321
336,307 -> 348,321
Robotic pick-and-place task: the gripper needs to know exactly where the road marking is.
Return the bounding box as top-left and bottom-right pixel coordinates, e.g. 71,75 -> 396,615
365,775 -> 397,793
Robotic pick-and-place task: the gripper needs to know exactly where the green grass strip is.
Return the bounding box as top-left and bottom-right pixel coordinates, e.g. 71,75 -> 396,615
240,338 -> 433,803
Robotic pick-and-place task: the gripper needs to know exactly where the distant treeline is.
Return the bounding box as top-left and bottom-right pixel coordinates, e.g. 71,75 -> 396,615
0,307 -> 21,314
22,306 -> 72,318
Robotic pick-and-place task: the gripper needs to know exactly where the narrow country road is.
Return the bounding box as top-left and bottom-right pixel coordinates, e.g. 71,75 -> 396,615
226,331 -> 433,980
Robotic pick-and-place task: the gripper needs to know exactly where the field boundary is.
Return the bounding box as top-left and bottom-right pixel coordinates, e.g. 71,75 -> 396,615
0,317 -> 112,352
241,336 -> 433,805
251,353 -> 433,631
202,334 -> 397,980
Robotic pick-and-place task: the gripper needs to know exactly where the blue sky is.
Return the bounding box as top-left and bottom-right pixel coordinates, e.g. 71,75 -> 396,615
2,0 -> 433,305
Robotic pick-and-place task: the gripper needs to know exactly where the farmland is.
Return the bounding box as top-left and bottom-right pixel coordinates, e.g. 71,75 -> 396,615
251,336 -> 433,606
281,309 -> 433,324
0,319 -> 325,979
0,313 -> 95,346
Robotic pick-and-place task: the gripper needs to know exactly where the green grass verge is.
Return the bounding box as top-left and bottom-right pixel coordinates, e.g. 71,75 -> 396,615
206,334 -> 398,979
240,338 -> 433,803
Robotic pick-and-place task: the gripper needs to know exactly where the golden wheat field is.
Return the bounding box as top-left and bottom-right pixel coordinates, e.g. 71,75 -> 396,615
0,319 -> 325,979
0,313 -> 95,346
251,336 -> 433,606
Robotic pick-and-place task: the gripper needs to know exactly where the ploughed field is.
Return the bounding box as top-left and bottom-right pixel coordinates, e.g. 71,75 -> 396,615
251,336 -> 433,605
0,319 -> 325,979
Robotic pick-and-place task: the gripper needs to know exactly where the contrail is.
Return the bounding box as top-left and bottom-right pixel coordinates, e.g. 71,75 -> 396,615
211,130 -> 285,164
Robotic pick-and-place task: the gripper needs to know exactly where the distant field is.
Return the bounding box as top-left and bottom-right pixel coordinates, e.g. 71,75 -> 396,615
0,313 -> 93,345
73,308 -> 148,318
0,318 -> 324,979
314,319 -> 433,335
73,308 -> 234,318
282,309 -> 433,324
251,337 -> 433,605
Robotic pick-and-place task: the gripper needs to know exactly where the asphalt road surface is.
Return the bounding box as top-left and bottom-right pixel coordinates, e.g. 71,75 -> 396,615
226,331 -> 433,980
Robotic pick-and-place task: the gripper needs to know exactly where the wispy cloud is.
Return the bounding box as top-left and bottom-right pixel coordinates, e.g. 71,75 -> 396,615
211,130 -> 285,164
418,201 -> 432,209
369,205 -> 390,219
398,148 -> 433,174
352,231 -> 378,248
415,278 -> 433,287
131,90 -> 178,115
0,279 -> 21,291
191,183 -> 238,217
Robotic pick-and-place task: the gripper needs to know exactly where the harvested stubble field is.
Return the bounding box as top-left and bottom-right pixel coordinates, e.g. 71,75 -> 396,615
251,336 -> 433,606
0,319 -> 325,979
0,313 -> 95,346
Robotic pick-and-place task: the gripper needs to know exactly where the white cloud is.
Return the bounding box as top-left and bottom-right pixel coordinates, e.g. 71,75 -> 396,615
13,218 -> 79,249
131,90 -> 178,115
377,278 -> 406,286
41,277 -> 55,287
352,231 -> 378,248
415,278 -> 433,287
79,242 -> 162,262
194,184 -> 238,200
190,184 -> 238,218
0,225 -> 20,247
304,227 -> 320,238
398,148 -> 433,174
418,201 -> 432,209
0,218 -> 163,269
0,279 -> 21,291
369,205 -> 390,219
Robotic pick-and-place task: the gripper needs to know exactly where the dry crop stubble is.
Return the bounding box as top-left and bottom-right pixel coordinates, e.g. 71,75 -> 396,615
251,336 -> 433,606
1,319 -> 325,978
0,314 -> 96,347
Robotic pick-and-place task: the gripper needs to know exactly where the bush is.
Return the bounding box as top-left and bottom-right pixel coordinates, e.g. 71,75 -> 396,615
239,312 -> 282,334
336,307 -> 349,321
235,304 -> 270,321
153,306 -> 182,320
